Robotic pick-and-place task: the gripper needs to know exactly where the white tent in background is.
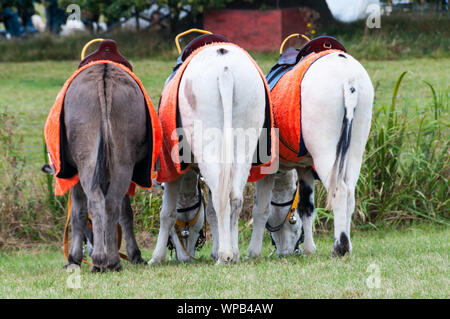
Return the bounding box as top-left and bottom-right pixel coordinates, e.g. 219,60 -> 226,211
326,0 -> 380,22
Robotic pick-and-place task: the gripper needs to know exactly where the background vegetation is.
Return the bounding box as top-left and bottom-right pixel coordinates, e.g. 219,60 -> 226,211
0,7 -> 449,62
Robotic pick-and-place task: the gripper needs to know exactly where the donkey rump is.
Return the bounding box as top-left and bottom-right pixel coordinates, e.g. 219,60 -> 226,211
44,60 -> 162,196
157,39 -> 276,183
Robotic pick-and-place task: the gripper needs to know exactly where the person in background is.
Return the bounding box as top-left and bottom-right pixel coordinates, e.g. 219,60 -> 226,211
17,0 -> 39,34
44,0 -> 66,33
0,0 -> 23,37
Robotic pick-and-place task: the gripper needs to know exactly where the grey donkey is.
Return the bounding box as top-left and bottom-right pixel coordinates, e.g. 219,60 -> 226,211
61,63 -> 149,272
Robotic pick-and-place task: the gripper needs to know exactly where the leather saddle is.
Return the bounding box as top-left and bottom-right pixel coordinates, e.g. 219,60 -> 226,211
168,33 -> 230,81
180,34 -> 229,62
266,36 -> 346,90
79,39 -> 133,71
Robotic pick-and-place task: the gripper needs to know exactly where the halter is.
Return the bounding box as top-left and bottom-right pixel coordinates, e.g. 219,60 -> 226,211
266,181 -> 304,256
167,181 -> 206,260
266,181 -> 299,232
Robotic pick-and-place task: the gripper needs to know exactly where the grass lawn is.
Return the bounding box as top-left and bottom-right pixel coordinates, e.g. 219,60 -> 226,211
0,223 -> 448,298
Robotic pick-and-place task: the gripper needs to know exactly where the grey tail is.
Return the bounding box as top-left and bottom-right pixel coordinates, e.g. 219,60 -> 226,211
91,64 -> 111,195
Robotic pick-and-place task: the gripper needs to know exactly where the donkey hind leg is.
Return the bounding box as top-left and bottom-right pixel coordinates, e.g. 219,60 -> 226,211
208,189 -> 233,264
103,194 -> 122,271
85,177 -> 124,272
246,174 -> 275,258
229,164 -> 250,262
230,195 -> 242,262
295,167 -> 317,256
120,195 -> 146,264
86,187 -> 107,272
340,139 -> 369,256
64,182 -> 89,268
206,187 -> 240,262
149,178 -> 182,264
307,150 -> 350,257
205,190 -> 219,260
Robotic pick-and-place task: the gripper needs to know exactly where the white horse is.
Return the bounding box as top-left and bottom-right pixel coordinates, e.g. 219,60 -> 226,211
150,44 -> 267,264
247,51 -> 374,258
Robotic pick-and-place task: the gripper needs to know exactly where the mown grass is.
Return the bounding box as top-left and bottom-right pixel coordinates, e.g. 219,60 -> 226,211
0,223 -> 448,298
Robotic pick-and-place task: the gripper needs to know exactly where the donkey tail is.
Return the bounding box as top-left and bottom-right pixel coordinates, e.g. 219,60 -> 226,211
91,64 -> 112,195
326,79 -> 358,208
217,65 -> 234,212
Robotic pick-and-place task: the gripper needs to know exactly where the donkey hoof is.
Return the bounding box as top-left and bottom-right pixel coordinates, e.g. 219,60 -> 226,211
217,251 -> 235,265
63,254 -> 82,269
63,262 -> 80,269
131,256 -> 147,265
129,251 -> 147,265
303,243 -> 316,256
210,251 -> 219,261
107,262 -> 122,272
91,266 -> 103,273
332,232 -> 351,257
148,258 -> 162,265
91,252 -> 107,268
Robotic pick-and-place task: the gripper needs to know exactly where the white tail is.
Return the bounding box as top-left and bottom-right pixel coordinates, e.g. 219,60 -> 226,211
326,78 -> 358,208
217,66 -> 234,214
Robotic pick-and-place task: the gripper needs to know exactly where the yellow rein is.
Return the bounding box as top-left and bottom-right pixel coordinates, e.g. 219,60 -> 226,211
266,182 -> 300,233
284,182 -> 300,224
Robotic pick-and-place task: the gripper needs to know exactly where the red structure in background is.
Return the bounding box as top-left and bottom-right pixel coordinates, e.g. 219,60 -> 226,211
204,8 -> 316,51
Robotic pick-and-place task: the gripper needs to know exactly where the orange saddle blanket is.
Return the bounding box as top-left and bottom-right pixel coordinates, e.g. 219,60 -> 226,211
157,41 -> 277,183
269,49 -> 342,163
44,60 -> 162,196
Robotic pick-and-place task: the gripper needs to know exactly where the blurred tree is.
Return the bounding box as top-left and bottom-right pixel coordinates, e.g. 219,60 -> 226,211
55,0 -> 337,33
224,0 -> 335,24
58,0 -> 152,29
0,0 -> 18,11
157,0 -> 231,32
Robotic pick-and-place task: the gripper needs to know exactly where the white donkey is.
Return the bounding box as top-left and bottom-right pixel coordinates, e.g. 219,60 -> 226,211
248,51 -> 374,258
150,44 -> 267,264
166,170 -> 206,262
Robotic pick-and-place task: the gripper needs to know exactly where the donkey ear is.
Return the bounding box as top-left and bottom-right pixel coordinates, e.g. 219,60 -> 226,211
41,164 -> 55,175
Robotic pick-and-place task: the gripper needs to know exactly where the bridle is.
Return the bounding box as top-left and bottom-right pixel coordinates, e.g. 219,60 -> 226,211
266,181 -> 304,256
167,181 -> 206,260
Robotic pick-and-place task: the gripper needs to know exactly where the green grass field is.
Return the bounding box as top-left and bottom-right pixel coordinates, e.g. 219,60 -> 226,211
0,223 -> 448,298
0,53 -> 448,298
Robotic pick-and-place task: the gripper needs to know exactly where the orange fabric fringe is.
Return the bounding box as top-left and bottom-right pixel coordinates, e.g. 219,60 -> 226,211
271,50 -> 341,162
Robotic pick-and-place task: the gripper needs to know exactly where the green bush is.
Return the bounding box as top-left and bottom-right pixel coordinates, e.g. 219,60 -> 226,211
0,12 -> 448,62
0,111 -> 66,248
